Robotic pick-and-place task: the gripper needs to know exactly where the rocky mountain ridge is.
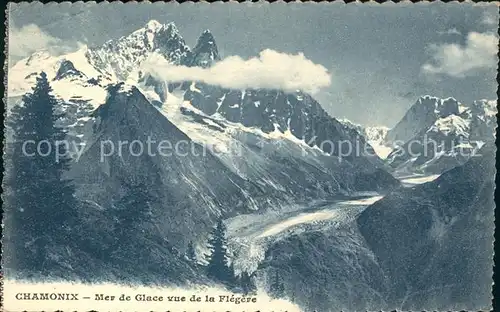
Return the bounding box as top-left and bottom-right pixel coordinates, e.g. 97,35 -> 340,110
340,96 -> 496,174
385,96 -> 496,174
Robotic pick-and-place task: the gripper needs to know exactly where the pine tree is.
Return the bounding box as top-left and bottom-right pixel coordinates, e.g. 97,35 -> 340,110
205,218 -> 232,284
113,177 -> 155,242
186,241 -> 197,262
106,176 -> 160,265
269,271 -> 285,298
240,271 -> 257,295
4,72 -> 77,272
227,261 -> 237,287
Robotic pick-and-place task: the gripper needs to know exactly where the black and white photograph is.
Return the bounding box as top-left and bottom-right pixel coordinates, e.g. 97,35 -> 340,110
2,2 -> 498,311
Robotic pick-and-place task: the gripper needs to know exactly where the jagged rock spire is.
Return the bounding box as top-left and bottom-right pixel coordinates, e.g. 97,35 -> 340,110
186,29 -> 221,68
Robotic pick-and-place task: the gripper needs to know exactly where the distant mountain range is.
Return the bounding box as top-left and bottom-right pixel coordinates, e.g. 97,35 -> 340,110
10,20 -> 495,178
340,96 -> 496,175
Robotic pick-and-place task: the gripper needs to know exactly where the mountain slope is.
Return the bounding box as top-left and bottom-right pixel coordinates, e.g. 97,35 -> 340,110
357,145 -> 495,310
177,80 -> 399,191
257,145 -> 495,312
71,84 -> 272,249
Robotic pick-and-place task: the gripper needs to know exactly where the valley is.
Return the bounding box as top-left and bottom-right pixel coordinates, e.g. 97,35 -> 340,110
226,194 -> 383,274
4,17 -> 496,312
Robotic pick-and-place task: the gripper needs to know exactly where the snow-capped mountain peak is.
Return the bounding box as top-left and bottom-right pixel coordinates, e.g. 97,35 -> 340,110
8,19 -> 201,109
85,20 -> 191,81
385,95 -> 496,175
132,20 -> 180,40
337,118 -> 393,159
25,50 -> 52,66
427,114 -> 470,137
8,46 -> 110,106
145,19 -> 163,31
470,99 -> 497,118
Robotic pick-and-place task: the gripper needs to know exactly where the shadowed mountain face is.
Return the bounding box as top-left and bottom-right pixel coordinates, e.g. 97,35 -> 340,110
185,30 -> 221,68
357,145 -> 495,310
183,83 -> 387,166
385,96 -> 462,144
53,60 -> 85,81
259,226 -> 388,312
71,84 -> 270,249
177,80 -> 401,194
260,146 -> 495,312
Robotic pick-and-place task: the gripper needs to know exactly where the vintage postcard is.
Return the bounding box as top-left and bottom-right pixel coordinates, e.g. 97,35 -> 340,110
2,2 -> 498,311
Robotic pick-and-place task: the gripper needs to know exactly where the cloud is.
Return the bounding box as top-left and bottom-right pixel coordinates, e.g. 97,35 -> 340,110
421,32 -> 499,78
142,49 -> 332,94
8,23 -> 82,63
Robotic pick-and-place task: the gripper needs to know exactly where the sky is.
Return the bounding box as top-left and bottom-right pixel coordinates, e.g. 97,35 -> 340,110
8,2 -> 499,127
